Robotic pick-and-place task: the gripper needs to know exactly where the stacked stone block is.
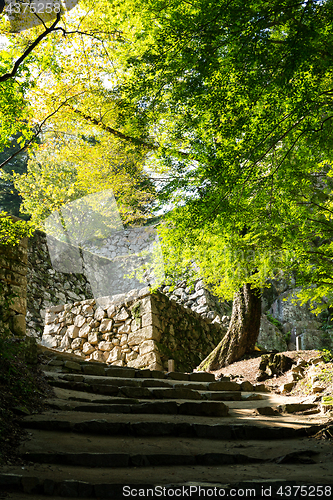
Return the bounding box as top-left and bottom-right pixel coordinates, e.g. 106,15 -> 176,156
26,230 -> 93,339
42,289 -> 226,372
0,228 -> 28,337
160,279 -> 232,326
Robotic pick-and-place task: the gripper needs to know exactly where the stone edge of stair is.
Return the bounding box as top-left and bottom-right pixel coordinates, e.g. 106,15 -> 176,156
20,420 -> 325,440
2,473 -> 333,498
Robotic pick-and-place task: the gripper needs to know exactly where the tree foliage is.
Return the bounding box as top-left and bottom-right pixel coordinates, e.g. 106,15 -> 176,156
112,0 -> 333,311
0,0 -> 333,313
0,0 -> 157,234
0,133 -> 29,218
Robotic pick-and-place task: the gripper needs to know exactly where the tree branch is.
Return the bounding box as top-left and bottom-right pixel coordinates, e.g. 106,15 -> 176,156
0,13 -> 61,83
66,105 -> 190,157
0,93 -> 86,170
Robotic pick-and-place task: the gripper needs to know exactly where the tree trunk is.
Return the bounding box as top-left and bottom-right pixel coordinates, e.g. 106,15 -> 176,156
198,283 -> 261,371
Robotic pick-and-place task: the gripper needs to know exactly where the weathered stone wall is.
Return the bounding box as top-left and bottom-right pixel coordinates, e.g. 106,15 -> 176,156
152,291 -> 227,371
26,230 -> 93,339
266,288 -> 333,351
42,288 -> 226,372
0,219 -> 28,337
160,280 -> 232,325
79,226 -> 159,298
4,218 -> 329,354
257,280 -> 333,351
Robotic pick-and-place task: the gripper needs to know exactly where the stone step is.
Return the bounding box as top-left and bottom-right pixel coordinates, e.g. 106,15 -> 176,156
21,415 -> 325,440
46,399 -> 230,416
3,471 -> 333,499
44,371 -> 238,392
44,373 -> 245,400
18,429 -> 325,466
20,451 -> 265,467
42,358 -> 221,383
49,388 -> 243,404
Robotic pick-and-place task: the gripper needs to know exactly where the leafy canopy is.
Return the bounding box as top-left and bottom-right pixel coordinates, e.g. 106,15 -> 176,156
107,0 -> 333,309
1,0 -> 333,313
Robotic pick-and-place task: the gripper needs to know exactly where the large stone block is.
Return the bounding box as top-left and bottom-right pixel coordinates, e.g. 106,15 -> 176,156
114,307 -> 129,321
82,342 -> 95,355
42,334 -> 59,348
139,340 -> 157,356
10,261 -> 27,277
7,272 -> 27,287
127,351 -> 161,369
208,381 -> 241,392
140,296 -> 159,315
11,313 -> 26,336
141,312 -> 152,328
107,346 -> 123,363
0,254 -> 11,270
137,287 -> 151,298
79,324 -> 91,338
44,323 -> 62,335
127,325 -> 161,345
99,319 -> 113,333
67,325 -> 79,339
88,331 -> 99,345
74,315 -> 86,328
9,294 -> 26,315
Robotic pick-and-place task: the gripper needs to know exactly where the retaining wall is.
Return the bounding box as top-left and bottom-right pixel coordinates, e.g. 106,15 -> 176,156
42,288 -> 226,372
26,230 -> 93,339
0,217 -> 28,337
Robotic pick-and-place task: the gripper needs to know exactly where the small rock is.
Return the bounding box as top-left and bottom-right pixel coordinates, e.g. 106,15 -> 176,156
256,406 -> 280,416
98,341 -> 113,351
71,338 -> 84,350
253,383 -> 269,392
82,304 -> 94,316
88,332 -> 99,345
240,381 -> 254,392
312,383 -> 325,393
78,324 -> 91,339
242,393 -> 263,401
280,382 -> 295,393
107,346 -> 123,363
310,356 -> 325,365
107,305 -> 116,318
114,307 -> 129,321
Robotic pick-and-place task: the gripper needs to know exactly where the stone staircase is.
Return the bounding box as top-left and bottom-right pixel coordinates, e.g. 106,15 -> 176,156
1,348 -> 333,499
